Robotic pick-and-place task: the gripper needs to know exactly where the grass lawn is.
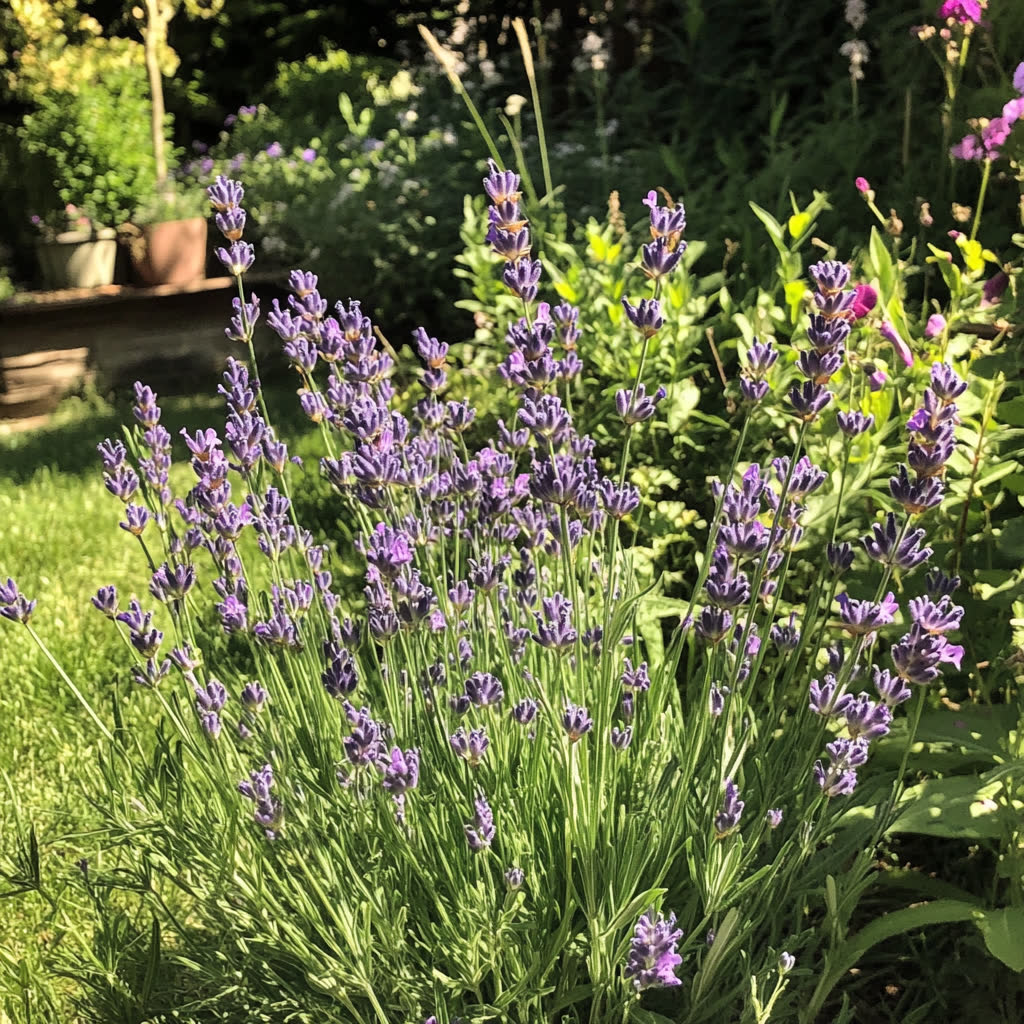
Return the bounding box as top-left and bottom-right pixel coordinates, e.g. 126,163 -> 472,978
0,381 -> 329,1021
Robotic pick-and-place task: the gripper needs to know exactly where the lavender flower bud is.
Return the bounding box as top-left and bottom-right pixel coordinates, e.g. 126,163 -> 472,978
624,910 -> 683,990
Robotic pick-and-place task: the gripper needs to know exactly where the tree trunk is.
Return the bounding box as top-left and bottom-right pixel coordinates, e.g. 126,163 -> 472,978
143,0 -> 168,186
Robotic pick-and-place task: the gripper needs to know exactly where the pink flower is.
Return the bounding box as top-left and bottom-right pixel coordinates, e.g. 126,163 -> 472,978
880,321 -> 914,367
855,176 -> 871,194
937,0 -> 982,24
981,116 -> 1012,158
850,283 -> 877,320
924,313 -> 947,338
1015,61 -> 1024,95
301,147 -> 317,163
951,133 -> 984,161
1002,96 -> 1024,123
867,366 -> 887,392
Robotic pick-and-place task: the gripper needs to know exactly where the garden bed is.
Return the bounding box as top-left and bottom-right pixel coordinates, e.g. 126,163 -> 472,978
0,271 -> 284,425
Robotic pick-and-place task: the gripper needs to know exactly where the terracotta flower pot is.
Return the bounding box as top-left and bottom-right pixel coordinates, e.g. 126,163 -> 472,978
128,217 -> 208,287
36,228 -> 117,290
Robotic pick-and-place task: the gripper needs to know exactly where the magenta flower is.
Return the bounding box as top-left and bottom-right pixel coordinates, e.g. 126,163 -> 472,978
301,147 -> 316,163
1003,96 -> 1024,124
937,0 -> 982,23
981,116 -> 1012,158
850,283 -> 877,320
925,313 -> 947,338
854,176 -> 871,195
1015,61 -> 1024,95
951,133 -> 984,162
867,366 -> 887,391
879,321 -> 913,367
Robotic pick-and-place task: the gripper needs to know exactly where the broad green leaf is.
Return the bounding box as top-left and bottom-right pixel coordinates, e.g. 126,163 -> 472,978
975,907 -> 1024,972
868,227 -> 895,298
888,776 -> 1015,839
802,900 -> 981,1023
926,244 -> 963,298
916,704 -> 1018,758
749,201 -> 788,259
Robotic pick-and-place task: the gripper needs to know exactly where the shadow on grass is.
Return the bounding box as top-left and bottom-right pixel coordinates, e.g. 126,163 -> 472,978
0,371 -> 314,486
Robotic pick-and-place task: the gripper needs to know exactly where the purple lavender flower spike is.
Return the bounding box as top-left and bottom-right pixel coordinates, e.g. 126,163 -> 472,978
809,674 -> 853,717
611,725 -> 633,750
837,410 -> 874,437
929,362 -> 967,402
561,702 -> 593,742
465,793 -> 495,851
483,161 -> 521,205
380,746 -> 420,797
132,383 -> 161,427
620,657 -> 651,691
207,175 -> 244,212
861,512 -> 933,571
505,866 -> 525,889
925,568 -> 960,599
0,578 -> 36,625
770,613 -> 801,651
149,562 -> 196,602
641,237 -> 682,279
533,593 -> 578,652
322,643 -> 358,699
713,778 -> 745,837
615,382 -> 667,426
814,736 -> 870,797
891,626 -> 964,684
826,542 -> 854,575
624,909 -> 683,990
238,763 -> 282,838
215,207 -> 246,241
872,666 -> 912,707
451,726 -> 489,766
643,189 -> 687,240
788,381 -> 832,421
502,258 -> 543,302
465,672 -> 504,708
909,594 -> 964,634
709,685 -> 726,717
512,698 -> 538,725
836,591 -> 899,637
217,241 -> 256,277
809,260 -> 851,294
241,681 -> 268,711
97,438 -> 126,472
694,606 -> 733,645
889,464 -> 944,516
766,808 -> 783,829
843,693 -> 892,742
91,585 -> 119,618
621,297 -> 664,338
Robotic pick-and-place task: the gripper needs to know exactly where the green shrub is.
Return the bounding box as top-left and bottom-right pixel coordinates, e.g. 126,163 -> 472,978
17,63 -> 169,228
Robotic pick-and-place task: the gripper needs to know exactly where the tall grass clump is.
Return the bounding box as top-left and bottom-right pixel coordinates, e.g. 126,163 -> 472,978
1,158 -> 981,1023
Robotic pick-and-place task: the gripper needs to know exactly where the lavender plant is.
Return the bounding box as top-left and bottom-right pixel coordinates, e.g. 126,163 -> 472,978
1,165 -> 986,1022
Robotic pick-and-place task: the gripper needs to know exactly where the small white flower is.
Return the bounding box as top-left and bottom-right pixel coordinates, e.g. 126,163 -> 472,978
505,93 -> 528,117
844,0 -> 868,31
